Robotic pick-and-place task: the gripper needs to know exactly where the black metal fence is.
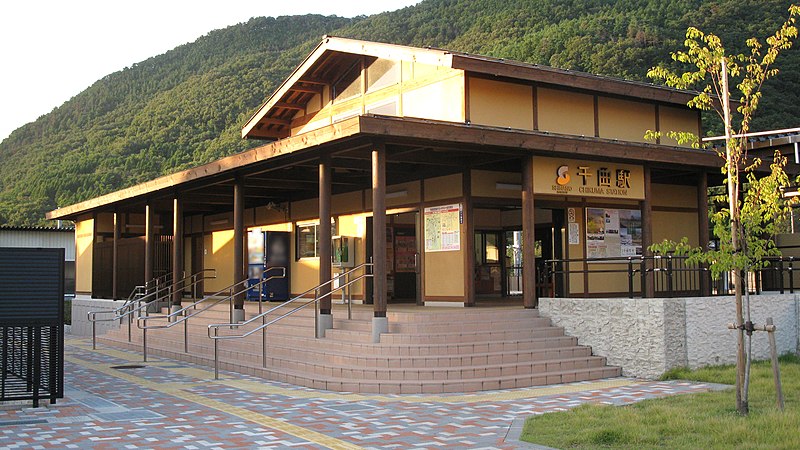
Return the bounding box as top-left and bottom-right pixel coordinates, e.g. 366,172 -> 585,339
542,255 -> 798,298
0,325 -> 63,407
0,248 -> 65,407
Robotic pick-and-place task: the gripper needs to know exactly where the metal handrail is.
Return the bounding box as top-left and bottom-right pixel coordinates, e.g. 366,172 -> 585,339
88,269 -> 215,349
207,263 -> 373,379
136,267 -> 286,360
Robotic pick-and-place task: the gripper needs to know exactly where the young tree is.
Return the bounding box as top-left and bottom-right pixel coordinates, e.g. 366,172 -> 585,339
646,4 -> 800,415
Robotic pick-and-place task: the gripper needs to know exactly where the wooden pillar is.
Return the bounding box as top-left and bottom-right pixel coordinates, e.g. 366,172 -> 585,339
144,203 -> 154,291
171,196 -> 184,307
697,171 -> 711,296
463,167 -> 476,306
112,212 -> 120,300
642,165 -> 655,298
319,153 -> 333,314
522,155 -> 537,309
372,143 -> 387,317
233,177 -> 246,316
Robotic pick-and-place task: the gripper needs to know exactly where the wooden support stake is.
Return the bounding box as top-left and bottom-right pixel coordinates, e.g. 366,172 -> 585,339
766,317 -> 785,411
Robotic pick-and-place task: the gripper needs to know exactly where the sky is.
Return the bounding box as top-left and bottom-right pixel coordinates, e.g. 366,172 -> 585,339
0,0 -> 421,141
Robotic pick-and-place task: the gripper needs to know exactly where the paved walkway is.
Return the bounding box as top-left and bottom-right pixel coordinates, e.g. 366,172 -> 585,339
0,338 -> 724,449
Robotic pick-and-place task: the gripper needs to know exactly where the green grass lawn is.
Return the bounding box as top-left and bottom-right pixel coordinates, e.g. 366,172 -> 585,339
521,355 -> 800,449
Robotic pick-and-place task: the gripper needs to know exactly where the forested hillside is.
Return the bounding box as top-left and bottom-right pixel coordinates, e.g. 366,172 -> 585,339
1,0 -> 798,225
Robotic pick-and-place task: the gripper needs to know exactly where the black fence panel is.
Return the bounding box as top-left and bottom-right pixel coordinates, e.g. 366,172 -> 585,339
0,248 -> 64,407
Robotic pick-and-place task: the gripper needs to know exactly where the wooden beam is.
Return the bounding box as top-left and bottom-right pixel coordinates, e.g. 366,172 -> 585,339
144,204 -> 154,289
233,177 -> 245,314
172,196 -> 184,307
112,212 -> 120,299
463,167 -> 475,307
698,171 -> 710,296
372,142 -> 387,317
257,118 -> 292,127
521,156 -> 537,309
319,153 -> 333,315
273,102 -> 305,111
641,166 -> 654,298
289,85 -> 324,94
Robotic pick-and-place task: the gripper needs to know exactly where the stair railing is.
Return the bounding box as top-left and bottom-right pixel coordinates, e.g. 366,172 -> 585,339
207,262 -> 372,379
87,269 -> 215,350
137,267 -> 285,360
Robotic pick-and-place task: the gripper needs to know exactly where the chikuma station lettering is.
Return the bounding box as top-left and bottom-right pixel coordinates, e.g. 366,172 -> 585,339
534,156 -> 644,200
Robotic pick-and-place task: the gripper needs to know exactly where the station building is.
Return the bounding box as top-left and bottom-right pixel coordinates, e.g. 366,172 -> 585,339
49,37 -> 716,336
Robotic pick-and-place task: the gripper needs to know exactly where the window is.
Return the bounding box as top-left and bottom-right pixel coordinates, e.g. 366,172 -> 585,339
296,223 -> 319,259
295,220 -> 337,260
366,58 -> 399,92
332,62 -> 362,103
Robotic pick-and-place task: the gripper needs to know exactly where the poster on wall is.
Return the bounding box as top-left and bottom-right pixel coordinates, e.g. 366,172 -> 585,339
586,208 -> 642,259
424,203 -> 461,252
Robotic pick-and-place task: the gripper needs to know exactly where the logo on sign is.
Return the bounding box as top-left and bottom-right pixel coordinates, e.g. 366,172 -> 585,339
556,165 -> 570,186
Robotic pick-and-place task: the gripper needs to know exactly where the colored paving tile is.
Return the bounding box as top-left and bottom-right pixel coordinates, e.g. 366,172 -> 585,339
0,338 -> 727,449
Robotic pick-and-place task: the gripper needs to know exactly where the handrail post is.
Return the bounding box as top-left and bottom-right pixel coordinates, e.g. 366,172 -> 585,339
184,309 -> 189,354
347,269 -> 353,320
628,257 -> 634,299
142,327 -> 147,362
91,314 -> 96,350
127,308 -> 132,342
314,288 -> 319,339
779,259 -> 785,294
640,258 -> 646,298
666,255 -> 674,298
790,257 -> 795,294
214,337 -> 219,380
261,280 -> 266,369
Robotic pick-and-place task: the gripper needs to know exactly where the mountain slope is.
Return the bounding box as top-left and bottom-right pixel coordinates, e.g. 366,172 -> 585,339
1,0 -> 798,225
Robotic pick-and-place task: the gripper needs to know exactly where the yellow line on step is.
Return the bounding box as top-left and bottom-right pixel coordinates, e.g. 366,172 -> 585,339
65,355 -> 363,450
219,377 -> 638,404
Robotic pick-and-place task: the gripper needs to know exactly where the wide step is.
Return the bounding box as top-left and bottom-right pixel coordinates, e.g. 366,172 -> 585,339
97,304 -> 622,393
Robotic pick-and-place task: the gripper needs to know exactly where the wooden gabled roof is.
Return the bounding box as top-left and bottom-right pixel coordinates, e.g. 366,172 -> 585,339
241,37 -> 454,140
242,36 -> 698,140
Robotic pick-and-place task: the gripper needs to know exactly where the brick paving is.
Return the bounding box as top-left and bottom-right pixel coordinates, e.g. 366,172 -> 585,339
0,338 -> 726,449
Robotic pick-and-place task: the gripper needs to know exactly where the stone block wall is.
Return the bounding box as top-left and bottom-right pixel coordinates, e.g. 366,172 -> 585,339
540,294 -> 799,379
70,296 -> 123,337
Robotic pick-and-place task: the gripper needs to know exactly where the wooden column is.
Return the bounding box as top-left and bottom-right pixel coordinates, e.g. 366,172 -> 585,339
171,196 -> 184,307
463,167 -> 476,306
697,171 -> 711,296
144,203 -> 154,291
112,212 -> 120,299
642,166 -> 655,298
233,177 -> 246,313
319,153 -> 333,314
372,143 -> 387,317
522,155 -> 537,309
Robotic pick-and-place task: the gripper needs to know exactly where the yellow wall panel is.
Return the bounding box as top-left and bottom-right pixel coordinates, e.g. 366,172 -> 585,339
653,211 -> 699,246
468,77 -> 533,130
75,217 -> 94,294
402,74 -> 465,123
537,88 -> 594,136
424,174 -> 462,202
424,250 -> 465,298
659,106 -> 700,148
597,96 -> 655,143
332,191 -> 363,215
471,170 -> 522,199
652,183 -> 698,208
204,230 -> 233,293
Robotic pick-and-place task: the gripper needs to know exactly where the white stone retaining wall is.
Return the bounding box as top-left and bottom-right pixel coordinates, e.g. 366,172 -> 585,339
540,294 -> 799,379
70,296 -> 123,337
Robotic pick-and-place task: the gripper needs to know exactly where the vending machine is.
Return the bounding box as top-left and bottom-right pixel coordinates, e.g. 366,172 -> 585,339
247,230 -> 290,301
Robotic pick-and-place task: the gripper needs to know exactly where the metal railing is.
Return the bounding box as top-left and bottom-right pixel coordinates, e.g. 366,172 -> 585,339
207,262 -> 373,379
87,269 -> 216,349
542,255 -> 798,298
137,267 -> 285,361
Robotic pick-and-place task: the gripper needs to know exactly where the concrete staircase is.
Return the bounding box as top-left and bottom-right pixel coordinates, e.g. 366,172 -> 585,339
98,302 -> 621,394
